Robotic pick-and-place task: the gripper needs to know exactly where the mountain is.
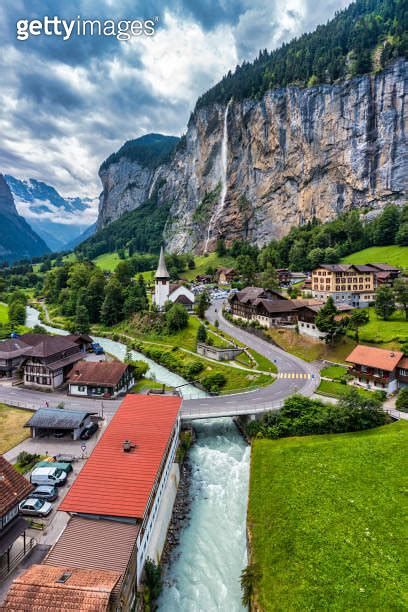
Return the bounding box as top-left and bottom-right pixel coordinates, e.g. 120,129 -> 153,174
97,134 -> 179,228
91,0 -> 407,255
65,223 -> 97,250
5,175 -> 97,251
0,174 -> 49,263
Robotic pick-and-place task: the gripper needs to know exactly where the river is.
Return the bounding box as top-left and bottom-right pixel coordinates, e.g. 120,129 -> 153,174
26,306 -> 250,610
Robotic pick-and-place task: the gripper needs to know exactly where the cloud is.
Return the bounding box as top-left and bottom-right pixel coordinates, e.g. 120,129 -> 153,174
0,0 -> 352,209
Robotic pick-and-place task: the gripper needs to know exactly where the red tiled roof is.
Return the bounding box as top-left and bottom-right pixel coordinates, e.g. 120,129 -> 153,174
1,564 -> 120,612
60,395 -> 181,519
0,456 -> 34,516
346,345 -> 404,371
68,361 -> 130,386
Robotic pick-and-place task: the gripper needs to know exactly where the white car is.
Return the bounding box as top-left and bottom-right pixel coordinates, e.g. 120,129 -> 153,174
19,498 -> 52,517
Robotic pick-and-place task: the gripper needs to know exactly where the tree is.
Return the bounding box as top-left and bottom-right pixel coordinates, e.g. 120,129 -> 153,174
165,303 -> 188,333
115,260 -> 133,286
86,271 -> 105,323
216,238 -> 227,256
237,254 -> 256,285
374,286 -> 395,320
308,247 -> 325,269
240,564 -> 262,608
396,388 -> 408,412
195,291 -> 210,319
373,205 -> 399,245
123,276 -> 148,318
8,300 -> 25,327
315,297 -> 340,343
395,223 -> 408,246
100,278 -> 124,326
197,324 -> 207,344
261,263 -> 278,289
393,278 -> 408,319
74,303 -> 90,334
347,309 -> 369,341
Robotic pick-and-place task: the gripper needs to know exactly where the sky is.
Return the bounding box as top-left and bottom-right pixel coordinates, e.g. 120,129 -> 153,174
0,0 -> 352,217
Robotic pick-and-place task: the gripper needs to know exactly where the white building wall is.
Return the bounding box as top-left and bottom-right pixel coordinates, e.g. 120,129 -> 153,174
154,279 -> 170,309
298,321 -> 327,340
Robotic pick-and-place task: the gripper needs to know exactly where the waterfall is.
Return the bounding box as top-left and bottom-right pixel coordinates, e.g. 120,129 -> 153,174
204,100 -> 231,253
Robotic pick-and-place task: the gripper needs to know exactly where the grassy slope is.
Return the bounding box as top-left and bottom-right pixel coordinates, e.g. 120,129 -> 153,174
0,404 -> 31,454
93,252 -> 125,272
267,328 -> 356,364
341,245 -> 408,268
317,379 -> 377,399
320,365 -> 348,379
357,307 -> 408,344
0,303 -> 8,324
248,422 -> 408,611
182,252 -> 236,281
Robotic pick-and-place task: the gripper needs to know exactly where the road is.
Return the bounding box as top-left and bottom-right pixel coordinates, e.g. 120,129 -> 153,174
0,302 -> 320,420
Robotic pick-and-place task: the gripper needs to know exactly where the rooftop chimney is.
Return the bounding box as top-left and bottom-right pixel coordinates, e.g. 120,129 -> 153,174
123,440 -> 135,453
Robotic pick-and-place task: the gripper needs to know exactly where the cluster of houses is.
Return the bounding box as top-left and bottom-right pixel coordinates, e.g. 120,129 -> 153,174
1,394 -> 182,610
0,333 -> 135,398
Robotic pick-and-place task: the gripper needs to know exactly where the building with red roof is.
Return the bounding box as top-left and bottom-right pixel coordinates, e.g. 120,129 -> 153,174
60,394 -> 181,584
346,345 -> 404,394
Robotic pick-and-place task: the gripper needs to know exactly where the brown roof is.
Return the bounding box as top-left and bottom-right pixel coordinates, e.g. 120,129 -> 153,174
66,334 -> 93,344
0,456 -> 34,516
68,361 -> 130,386
174,294 -> 193,304
0,338 -> 30,359
346,345 -> 404,371
254,299 -> 298,314
1,564 -> 120,612
21,334 -> 79,358
44,516 -> 139,591
217,267 -> 235,275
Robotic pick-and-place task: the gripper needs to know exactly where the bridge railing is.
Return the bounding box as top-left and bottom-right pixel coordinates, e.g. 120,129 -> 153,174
180,400 -> 284,419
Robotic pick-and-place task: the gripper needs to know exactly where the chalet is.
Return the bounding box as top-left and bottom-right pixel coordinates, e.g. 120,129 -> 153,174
229,287 -> 298,327
276,269 -> 291,286
217,267 -> 235,285
21,334 -> 83,390
368,263 -> 401,286
297,302 -> 353,340
65,333 -> 93,352
0,457 -> 35,583
0,337 -> 30,378
345,345 -> 404,394
68,361 -> 135,398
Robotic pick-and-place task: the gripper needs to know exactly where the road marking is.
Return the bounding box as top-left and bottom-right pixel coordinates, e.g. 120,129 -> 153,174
278,373 -> 311,379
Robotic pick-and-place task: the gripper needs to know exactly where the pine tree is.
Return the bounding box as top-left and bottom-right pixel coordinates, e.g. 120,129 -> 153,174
100,279 -> 124,326
374,286 -> 395,320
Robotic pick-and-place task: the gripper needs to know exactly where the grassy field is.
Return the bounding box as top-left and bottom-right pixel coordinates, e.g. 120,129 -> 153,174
267,328 -> 356,363
320,365 -> 348,379
182,252 -> 236,281
248,421 -> 408,611
341,245 -> 408,268
0,404 -> 31,454
93,252 -> 125,272
0,303 -> 8,324
357,307 -> 408,344
316,379 -> 377,399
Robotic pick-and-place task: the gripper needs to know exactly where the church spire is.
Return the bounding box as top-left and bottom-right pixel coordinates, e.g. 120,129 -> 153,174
155,246 -> 170,279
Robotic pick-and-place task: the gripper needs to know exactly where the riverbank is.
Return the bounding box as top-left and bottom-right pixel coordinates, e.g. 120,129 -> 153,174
247,422 -> 408,610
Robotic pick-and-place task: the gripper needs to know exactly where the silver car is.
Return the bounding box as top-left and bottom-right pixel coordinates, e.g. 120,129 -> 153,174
19,497 -> 52,517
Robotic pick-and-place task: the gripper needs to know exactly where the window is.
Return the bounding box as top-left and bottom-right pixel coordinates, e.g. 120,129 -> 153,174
78,385 -> 86,392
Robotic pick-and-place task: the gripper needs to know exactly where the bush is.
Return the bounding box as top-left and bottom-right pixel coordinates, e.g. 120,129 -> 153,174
185,361 -> 204,379
396,387 -> 408,412
202,372 -> 227,393
165,303 -> 189,332
16,451 -> 40,468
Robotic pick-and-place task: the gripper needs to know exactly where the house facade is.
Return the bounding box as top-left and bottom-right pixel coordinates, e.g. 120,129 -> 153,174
230,287 -> 297,328
345,345 -> 404,394
217,267 -> 235,284
68,361 -> 135,398
0,338 -> 29,378
312,264 -> 376,307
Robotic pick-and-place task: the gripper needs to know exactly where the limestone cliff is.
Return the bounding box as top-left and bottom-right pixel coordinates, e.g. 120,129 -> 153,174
98,59 -> 408,253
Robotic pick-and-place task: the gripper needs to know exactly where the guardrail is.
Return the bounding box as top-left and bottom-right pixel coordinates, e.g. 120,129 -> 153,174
181,400 -> 284,420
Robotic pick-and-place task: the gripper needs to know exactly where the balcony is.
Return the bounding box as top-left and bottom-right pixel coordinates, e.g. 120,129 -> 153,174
349,368 -> 390,385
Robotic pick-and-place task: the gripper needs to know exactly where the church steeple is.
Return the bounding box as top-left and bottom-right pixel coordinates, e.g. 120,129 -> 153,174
155,246 -> 170,279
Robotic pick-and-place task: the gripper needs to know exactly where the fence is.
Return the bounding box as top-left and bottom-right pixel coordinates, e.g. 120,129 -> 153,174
0,537 -> 36,582
180,400 -> 284,420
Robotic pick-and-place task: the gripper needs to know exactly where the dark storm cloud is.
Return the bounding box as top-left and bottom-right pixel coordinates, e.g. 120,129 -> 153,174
0,0 -> 352,201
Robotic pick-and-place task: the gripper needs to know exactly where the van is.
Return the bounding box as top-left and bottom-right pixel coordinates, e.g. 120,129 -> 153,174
30,466 -> 67,487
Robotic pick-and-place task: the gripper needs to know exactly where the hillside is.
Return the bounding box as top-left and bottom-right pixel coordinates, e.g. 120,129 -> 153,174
95,0 -> 407,254
341,245 -> 408,267
0,174 -> 49,263
248,421 -> 408,610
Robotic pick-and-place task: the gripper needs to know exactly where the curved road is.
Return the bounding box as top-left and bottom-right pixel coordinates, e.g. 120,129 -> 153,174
0,302 -> 320,420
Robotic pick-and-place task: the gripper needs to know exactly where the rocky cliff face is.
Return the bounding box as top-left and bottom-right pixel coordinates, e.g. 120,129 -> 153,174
98,59 -> 408,253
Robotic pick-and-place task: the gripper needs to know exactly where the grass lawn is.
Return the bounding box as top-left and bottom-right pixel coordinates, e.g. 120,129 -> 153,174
356,307 -> 408,344
182,252 -> 236,281
93,252 -> 125,272
320,364 -> 348,379
341,245 -> 408,268
0,303 -> 8,324
248,421 -> 408,611
131,379 -> 174,393
0,404 -> 31,454
267,328 -> 356,364
316,379 -> 377,399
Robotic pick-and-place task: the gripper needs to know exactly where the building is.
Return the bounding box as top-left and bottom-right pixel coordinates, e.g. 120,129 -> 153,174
217,267 -> 235,285
60,394 -> 182,592
311,264 -> 376,307
65,333 -> 93,352
1,564 -> 121,611
153,247 -> 194,310
68,361 -> 135,398
297,302 -> 353,340
345,345 -> 404,394
0,337 -> 29,378
368,263 -> 401,286
24,407 -> 97,440
43,516 -> 139,610
229,287 -> 298,327
0,457 -> 35,583
276,269 -> 291,286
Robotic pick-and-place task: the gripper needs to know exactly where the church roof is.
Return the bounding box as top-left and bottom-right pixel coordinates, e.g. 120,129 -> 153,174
155,247 -> 170,279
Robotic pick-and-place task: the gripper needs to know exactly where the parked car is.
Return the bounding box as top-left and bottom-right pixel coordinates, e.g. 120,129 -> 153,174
30,466 -> 67,487
80,422 -> 98,440
30,485 -> 58,502
35,460 -> 73,474
91,342 -> 104,355
19,498 -> 52,517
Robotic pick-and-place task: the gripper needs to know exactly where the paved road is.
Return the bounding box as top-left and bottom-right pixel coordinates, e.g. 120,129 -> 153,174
0,302 -> 320,420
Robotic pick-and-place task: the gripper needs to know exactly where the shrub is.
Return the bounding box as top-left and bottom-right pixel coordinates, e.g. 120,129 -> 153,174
396,387 -> 408,412
202,372 -> 227,393
16,451 -> 39,468
185,361 -> 204,378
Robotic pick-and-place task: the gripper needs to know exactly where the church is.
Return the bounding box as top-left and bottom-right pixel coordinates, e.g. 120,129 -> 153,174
153,247 -> 195,311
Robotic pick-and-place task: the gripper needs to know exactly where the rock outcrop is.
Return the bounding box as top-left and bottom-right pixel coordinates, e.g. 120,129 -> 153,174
98,59 -> 408,253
